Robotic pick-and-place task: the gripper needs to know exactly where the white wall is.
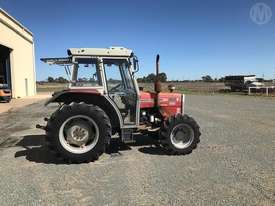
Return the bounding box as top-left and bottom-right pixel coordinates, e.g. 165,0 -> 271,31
0,9 -> 36,98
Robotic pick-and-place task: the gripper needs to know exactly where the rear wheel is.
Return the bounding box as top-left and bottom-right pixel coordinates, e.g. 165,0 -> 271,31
160,114 -> 201,155
46,102 -> 111,163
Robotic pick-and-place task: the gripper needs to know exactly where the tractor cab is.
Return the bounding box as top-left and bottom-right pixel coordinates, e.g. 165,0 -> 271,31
41,47 -> 139,127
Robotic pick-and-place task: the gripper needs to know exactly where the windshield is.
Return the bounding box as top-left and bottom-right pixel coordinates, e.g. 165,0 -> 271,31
71,58 -> 102,87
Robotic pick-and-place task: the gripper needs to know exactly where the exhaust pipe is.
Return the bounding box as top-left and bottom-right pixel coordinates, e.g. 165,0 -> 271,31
154,54 -> 161,106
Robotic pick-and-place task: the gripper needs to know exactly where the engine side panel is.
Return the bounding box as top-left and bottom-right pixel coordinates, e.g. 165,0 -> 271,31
140,91 -> 184,118
139,92 -> 155,108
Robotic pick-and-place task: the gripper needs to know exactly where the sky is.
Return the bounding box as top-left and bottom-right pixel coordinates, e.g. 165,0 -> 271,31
1,0 -> 275,80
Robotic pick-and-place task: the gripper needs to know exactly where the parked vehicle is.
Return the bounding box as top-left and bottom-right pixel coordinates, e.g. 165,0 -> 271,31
224,75 -> 264,91
0,83 -> 11,102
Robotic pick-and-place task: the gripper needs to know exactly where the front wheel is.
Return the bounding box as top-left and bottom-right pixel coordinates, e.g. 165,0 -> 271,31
160,114 -> 201,155
46,102 -> 111,163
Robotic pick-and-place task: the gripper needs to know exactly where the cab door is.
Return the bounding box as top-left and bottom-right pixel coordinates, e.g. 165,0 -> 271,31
104,59 -> 137,125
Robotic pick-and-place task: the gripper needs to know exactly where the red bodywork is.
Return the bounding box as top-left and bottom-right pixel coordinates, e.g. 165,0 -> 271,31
49,89 -> 184,119
67,89 -> 184,118
140,91 -> 184,118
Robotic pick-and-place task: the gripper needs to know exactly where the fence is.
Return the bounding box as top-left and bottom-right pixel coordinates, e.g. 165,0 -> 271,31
248,86 -> 275,96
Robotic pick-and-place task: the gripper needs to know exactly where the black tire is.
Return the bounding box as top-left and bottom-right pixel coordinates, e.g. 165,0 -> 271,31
45,102 -> 111,163
160,114 -> 201,155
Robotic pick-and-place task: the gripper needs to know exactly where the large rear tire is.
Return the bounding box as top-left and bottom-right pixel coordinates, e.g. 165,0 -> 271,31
160,114 -> 201,155
46,102 -> 111,163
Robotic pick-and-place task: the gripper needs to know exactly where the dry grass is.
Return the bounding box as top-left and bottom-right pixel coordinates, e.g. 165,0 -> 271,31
36,83 -> 69,92
139,82 -> 227,94
36,82 -> 275,97
37,82 -> 227,94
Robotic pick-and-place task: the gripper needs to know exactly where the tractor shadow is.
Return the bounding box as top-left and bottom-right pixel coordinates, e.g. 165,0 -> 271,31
14,135 -> 67,164
132,135 -> 168,155
13,134 -> 168,164
109,135 -> 168,156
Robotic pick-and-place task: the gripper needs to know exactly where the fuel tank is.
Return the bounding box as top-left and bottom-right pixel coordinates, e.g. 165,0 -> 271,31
139,91 -> 185,117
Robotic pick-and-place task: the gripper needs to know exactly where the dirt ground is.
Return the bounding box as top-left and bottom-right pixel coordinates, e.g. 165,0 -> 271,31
0,93 -> 50,113
0,94 -> 274,205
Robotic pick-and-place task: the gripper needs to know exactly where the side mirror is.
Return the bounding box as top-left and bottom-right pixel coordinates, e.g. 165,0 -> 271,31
133,58 -> 139,74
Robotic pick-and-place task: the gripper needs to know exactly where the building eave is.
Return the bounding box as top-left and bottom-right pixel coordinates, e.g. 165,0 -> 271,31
0,8 -> 33,36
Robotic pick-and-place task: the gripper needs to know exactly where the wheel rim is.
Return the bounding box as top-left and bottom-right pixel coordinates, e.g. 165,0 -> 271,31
170,123 -> 194,149
59,115 -> 99,154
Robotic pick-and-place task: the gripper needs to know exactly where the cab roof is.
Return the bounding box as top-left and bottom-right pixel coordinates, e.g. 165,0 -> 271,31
41,47 -> 133,65
67,47 -> 133,57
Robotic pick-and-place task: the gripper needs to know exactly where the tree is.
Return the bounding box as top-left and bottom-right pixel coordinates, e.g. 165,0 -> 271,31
146,73 -> 156,82
137,77 -> 144,82
202,75 -> 213,82
56,77 -> 68,83
47,76 -> 54,83
136,72 -> 168,83
159,72 -> 167,82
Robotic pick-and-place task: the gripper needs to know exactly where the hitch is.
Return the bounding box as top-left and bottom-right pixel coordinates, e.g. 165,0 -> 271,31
36,124 -> 46,130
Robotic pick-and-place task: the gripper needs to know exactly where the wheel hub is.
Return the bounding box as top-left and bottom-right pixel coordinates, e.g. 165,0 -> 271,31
65,120 -> 93,147
59,115 -> 100,155
170,123 -> 194,149
174,129 -> 189,142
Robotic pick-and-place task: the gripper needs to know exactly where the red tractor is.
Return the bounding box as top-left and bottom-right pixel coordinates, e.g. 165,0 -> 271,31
38,47 -> 201,163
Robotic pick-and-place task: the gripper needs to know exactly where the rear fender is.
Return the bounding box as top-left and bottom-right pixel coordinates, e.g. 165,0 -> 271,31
45,90 -> 123,133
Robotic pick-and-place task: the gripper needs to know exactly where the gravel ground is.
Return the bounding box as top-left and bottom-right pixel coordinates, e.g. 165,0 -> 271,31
0,94 -> 49,113
0,95 -> 274,206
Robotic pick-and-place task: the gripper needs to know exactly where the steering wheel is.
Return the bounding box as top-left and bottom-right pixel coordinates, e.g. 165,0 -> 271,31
109,83 -> 123,92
